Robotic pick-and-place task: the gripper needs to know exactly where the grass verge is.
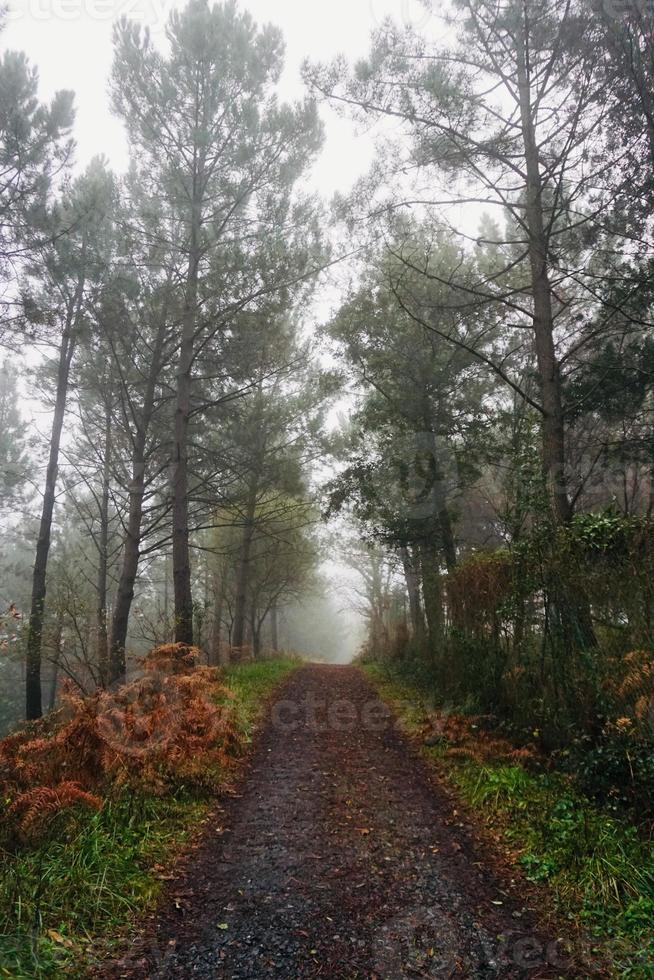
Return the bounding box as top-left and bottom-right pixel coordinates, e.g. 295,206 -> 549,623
363,661 -> 654,980
222,656 -> 302,743
0,656 -> 301,979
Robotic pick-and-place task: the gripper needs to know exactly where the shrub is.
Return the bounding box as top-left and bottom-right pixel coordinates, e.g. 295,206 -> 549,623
0,643 -> 238,844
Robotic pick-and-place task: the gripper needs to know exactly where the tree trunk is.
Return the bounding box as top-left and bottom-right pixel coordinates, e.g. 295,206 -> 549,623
209,570 -> 223,667
172,172 -> 203,646
515,16 -> 571,526
96,404 -> 111,686
419,542 -> 444,659
25,311 -> 78,720
172,320 -> 195,644
252,608 -> 261,659
423,413 -> 457,571
109,320 -> 166,683
438,505 -> 457,573
270,600 -> 279,652
400,546 -> 426,641
48,611 -> 63,712
231,481 -> 259,650
516,15 -> 596,650
218,638 -> 230,667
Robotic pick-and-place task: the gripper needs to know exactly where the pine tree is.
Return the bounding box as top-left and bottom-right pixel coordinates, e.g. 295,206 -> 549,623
111,0 -> 323,645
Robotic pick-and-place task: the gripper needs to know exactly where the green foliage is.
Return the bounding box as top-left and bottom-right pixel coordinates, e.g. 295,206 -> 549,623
323,227 -> 490,555
442,515 -> 654,787
0,363 -> 30,509
567,728 -> 654,812
453,765 -> 654,978
0,44 -> 74,280
0,657 -> 300,977
367,665 -> 654,978
0,794 -> 202,977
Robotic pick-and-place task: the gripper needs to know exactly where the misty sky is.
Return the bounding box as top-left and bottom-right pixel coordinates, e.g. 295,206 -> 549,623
4,0 -> 434,194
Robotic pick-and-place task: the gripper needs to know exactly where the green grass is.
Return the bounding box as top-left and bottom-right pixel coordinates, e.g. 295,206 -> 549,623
363,661 -> 654,979
223,656 -> 302,741
0,794 -> 206,978
0,656 -> 302,978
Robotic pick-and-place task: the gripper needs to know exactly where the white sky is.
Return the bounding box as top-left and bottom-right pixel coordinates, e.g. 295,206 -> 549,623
4,0 -> 436,194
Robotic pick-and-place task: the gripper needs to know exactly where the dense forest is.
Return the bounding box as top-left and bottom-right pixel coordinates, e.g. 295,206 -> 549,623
2,0 -> 654,975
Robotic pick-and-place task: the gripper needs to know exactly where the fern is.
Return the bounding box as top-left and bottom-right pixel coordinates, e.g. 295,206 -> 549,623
9,781 -> 102,837
0,643 -> 240,842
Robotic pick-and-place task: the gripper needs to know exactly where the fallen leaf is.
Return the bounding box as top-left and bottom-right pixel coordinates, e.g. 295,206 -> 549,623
46,930 -> 73,949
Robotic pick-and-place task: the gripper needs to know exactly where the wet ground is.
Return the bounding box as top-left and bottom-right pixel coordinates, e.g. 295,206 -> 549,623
98,665 -> 596,978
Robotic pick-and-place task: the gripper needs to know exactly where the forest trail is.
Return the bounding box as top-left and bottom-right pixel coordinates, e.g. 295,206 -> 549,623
100,666 -> 585,979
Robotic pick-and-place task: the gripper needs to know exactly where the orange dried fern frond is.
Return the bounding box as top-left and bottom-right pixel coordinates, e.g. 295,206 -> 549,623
0,643 -> 241,806
9,781 -> 102,837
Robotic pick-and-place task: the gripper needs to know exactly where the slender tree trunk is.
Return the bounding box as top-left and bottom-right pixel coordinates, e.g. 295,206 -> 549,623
252,607 -> 261,659
163,553 -> 171,639
26,300 -> 80,719
400,546 -> 426,641
108,473 -> 142,682
423,419 -> 457,571
515,17 -> 571,526
48,611 -> 63,712
419,542 -> 444,659
172,170 -> 203,646
209,582 -> 223,667
232,480 -> 259,650
96,404 -> 112,686
172,320 -> 195,644
218,635 -> 230,667
270,600 -> 279,652
438,505 -> 457,573
109,321 -> 166,683
516,17 -> 596,649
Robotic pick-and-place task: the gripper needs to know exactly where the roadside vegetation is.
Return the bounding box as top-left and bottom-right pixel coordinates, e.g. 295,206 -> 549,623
365,661 -> 654,979
2,0 -> 654,973
0,649 -> 299,978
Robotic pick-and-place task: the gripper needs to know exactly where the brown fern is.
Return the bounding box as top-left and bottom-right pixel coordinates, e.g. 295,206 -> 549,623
9,781 -> 102,838
0,643 -> 241,823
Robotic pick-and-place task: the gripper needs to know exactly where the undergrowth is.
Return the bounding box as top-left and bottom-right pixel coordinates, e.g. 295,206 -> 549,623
0,652 -> 300,978
364,661 -> 654,980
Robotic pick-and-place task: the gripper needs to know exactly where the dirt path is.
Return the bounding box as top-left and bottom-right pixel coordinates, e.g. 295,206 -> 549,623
101,665 -> 591,979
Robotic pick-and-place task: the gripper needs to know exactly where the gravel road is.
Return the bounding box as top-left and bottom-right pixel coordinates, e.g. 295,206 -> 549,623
98,665 -> 596,979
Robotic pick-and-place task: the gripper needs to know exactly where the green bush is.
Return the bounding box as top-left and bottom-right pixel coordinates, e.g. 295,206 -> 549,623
567,730 -> 654,811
